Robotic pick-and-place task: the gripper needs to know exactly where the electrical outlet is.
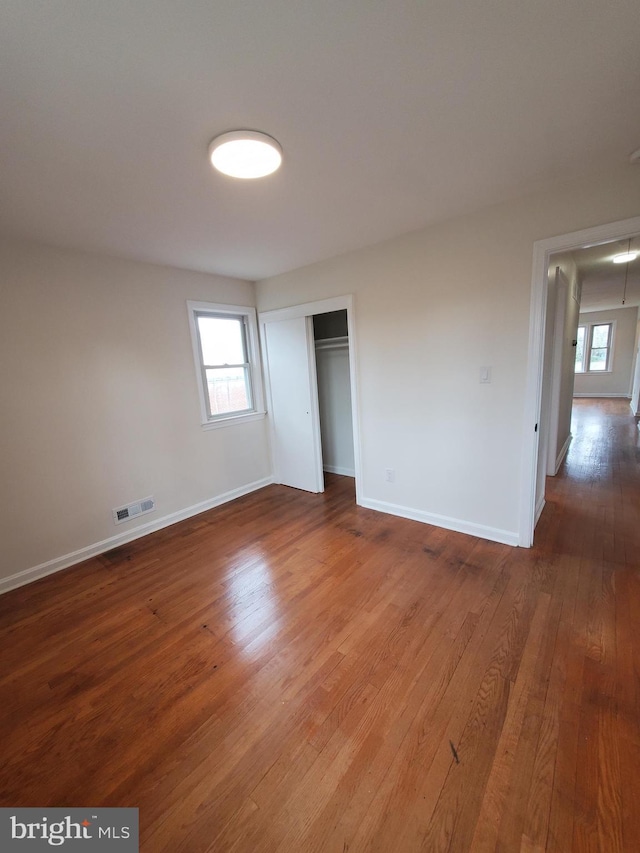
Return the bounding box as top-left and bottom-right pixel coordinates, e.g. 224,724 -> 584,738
385,468 -> 395,483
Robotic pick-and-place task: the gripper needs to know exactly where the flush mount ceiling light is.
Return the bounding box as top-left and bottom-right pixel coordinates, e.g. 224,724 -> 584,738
208,130 -> 282,179
612,251 -> 638,264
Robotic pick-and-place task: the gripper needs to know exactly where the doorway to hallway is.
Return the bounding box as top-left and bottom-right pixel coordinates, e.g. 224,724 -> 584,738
541,398 -> 640,546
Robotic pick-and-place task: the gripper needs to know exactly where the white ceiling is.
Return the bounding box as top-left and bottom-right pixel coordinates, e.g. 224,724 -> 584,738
2,1 -> 640,281
572,238 -> 640,313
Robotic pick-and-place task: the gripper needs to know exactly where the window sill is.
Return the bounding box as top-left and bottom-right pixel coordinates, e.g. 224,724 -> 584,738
201,411 -> 266,431
575,370 -> 613,376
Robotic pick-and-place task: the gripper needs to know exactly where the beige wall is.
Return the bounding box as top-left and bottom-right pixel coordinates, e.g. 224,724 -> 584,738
315,344 -> 355,476
257,165 -> 640,543
0,240 -> 271,587
574,305 -> 638,396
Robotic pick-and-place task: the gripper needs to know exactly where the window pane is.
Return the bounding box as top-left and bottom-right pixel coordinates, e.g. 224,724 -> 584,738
205,367 -> 251,415
575,326 -> 585,372
198,316 -> 246,365
589,348 -> 607,371
591,324 -> 610,349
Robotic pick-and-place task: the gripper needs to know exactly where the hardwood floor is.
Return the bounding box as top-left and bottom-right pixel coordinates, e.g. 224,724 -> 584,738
1,398 -> 639,851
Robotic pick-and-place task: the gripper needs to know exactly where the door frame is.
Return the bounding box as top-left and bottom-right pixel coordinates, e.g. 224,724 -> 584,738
546,266 -> 568,477
519,214 -> 640,546
259,295 -> 363,504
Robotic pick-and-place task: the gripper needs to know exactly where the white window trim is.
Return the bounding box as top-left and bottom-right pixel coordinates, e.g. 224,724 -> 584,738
187,301 -> 265,429
575,320 -> 616,375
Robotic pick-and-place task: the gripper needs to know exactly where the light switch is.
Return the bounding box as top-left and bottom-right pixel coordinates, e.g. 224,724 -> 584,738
480,366 -> 492,384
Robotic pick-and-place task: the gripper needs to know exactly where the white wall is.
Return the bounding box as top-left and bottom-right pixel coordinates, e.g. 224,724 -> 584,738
0,240 -> 271,589
573,305 -> 638,397
256,165 -> 640,545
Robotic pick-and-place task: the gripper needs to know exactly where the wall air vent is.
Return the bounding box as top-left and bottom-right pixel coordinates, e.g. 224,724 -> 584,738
112,496 -> 155,525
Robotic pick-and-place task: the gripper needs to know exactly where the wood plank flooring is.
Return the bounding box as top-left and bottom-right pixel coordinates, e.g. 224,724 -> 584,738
1,397 -> 639,851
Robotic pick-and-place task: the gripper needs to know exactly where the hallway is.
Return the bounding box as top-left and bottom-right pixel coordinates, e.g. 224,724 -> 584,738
542,397 -> 640,551
532,397 -> 640,850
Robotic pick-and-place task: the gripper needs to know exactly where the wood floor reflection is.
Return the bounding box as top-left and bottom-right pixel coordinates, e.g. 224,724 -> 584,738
1,398 -> 638,851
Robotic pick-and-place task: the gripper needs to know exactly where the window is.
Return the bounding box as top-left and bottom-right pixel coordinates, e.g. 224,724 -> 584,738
187,301 -> 264,428
575,321 -> 613,373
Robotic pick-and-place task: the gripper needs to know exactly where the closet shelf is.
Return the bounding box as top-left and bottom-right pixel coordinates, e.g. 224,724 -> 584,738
314,335 -> 349,350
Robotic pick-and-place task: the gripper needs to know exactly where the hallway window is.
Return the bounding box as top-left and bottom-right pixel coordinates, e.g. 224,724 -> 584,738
575,322 -> 613,373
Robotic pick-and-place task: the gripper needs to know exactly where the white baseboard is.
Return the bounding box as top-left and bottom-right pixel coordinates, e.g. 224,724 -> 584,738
573,393 -> 631,398
323,465 -> 355,477
554,432 -> 572,474
535,496 -> 546,526
0,476 -> 274,596
358,496 -> 519,547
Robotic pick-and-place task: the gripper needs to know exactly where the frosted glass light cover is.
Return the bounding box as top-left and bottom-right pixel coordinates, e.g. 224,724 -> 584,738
209,131 -> 282,179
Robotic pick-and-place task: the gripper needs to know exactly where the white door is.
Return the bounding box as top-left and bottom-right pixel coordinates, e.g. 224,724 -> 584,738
630,344 -> 640,415
263,316 -> 324,492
